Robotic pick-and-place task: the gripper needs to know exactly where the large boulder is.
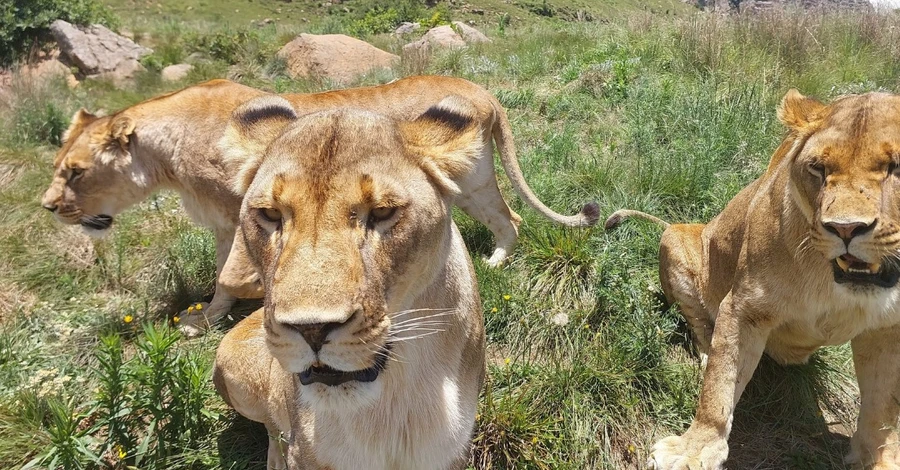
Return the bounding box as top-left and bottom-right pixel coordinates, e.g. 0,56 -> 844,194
277,34 -> 398,84
50,20 -> 151,81
402,22 -> 490,54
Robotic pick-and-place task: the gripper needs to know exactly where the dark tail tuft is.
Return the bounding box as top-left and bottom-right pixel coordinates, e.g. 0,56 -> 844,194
580,202 -> 601,226
604,212 -> 624,231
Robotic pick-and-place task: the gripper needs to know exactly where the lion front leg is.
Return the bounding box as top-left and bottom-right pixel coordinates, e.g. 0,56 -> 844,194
650,293 -> 771,470
214,310 -> 291,470
218,230 -> 265,299
179,229 -> 239,337
846,324 -> 900,469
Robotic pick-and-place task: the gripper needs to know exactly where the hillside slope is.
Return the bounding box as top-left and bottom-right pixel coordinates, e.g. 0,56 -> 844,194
101,0 -> 694,29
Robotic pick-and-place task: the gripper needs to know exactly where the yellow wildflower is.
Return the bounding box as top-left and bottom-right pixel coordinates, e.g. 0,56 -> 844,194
502,294 -> 511,301
490,307 -> 498,313
123,315 -> 133,324
583,324 -> 590,330
504,357 -> 511,365
173,316 -> 180,324
628,444 -> 636,454
195,303 -> 203,311
117,446 -> 126,459
187,305 -> 194,313
531,436 -> 538,445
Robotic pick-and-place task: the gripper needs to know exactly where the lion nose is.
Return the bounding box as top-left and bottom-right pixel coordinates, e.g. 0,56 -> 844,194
282,313 -> 357,353
823,219 -> 876,245
42,202 -> 58,212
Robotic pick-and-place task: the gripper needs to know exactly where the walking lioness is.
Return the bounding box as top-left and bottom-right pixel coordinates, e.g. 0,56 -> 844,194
213,97 -> 486,469
40,77 -> 597,336
607,90 -> 900,469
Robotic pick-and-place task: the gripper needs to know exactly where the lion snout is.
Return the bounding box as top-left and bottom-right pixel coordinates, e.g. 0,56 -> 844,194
822,218 -> 877,245
281,312 -> 357,353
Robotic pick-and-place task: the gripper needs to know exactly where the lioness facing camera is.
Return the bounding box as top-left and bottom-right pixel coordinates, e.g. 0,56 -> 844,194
607,90 -> 900,469
213,97 -> 486,469
40,77 -> 597,337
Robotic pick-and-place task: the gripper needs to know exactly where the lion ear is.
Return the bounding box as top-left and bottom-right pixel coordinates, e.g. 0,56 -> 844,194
62,108 -> 99,143
221,95 -> 298,195
90,114 -> 135,164
400,95 -> 484,195
778,89 -> 825,131
109,115 -> 136,147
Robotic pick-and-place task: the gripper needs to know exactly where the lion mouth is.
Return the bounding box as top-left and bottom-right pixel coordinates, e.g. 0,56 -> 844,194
297,346 -> 390,387
832,254 -> 900,288
80,214 -> 114,231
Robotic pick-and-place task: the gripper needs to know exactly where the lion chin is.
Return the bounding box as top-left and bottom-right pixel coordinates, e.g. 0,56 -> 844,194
79,214 -> 114,239
298,379 -> 384,412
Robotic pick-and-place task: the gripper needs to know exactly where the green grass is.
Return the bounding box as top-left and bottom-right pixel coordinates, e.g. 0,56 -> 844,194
3,3 -> 898,469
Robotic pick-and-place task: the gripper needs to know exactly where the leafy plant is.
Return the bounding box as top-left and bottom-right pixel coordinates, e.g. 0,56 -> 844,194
94,324 -> 218,469
0,0 -> 118,66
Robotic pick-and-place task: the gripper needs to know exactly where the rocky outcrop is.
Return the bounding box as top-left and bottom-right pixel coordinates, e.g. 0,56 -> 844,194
276,34 -> 398,84
402,22 -> 490,55
50,20 -> 151,82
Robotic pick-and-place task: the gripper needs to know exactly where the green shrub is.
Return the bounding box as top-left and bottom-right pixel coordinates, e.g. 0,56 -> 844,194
93,324 -> 218,469
345,0 -> 432,36
0,0 -> 118,66
187,28 -> 275,65
12,100 -> 68,147
1,81 -> 71,148
347,8 -> 405,36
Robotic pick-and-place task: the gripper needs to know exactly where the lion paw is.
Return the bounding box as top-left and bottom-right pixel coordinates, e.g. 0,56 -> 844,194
649,435 -> 728,470
484,248 -> 509,268
177,302 -> 211,338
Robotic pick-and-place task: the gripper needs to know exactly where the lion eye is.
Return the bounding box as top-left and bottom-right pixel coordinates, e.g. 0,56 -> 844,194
260,208 -> 282,223
808,162 -> 825,179
369,206 -> 397,223
890,161 -> 899,175
68,167 -> 84,182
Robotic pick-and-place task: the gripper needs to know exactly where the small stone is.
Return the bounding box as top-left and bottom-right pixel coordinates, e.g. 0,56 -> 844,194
161,63 -> 193,82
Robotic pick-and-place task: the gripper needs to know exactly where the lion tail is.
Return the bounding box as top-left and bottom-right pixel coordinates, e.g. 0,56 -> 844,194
604,209 -> 670,230
490,99 -> 600,228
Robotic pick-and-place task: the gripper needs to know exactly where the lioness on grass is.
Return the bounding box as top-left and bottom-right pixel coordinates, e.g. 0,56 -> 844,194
212,97 -> 486,469
41,76 -> 598,335
607,90 -> 900,469
39,77 -> 598,337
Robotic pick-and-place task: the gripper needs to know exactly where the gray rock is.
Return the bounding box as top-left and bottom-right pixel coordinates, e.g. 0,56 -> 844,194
393,22 -> 421,35
402,22 -> 490,55
161,63 -> 193,82
96,59 -> 145,85
50,20 -> 152,77
185,52 -> 212,65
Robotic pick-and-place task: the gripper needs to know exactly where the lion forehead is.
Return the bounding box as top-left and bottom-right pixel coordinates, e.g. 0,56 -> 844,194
803,95 -> 900,170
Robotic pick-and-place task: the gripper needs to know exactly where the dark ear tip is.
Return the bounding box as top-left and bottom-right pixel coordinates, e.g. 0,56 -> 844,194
419,95 -> 477,132
234,96 -> 297,128
580,202 -> 601,226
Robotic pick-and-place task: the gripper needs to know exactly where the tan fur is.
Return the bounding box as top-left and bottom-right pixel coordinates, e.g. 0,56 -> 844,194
609,90 -> 900,469
213,101 -> 486,469
40,77 -> 597,336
